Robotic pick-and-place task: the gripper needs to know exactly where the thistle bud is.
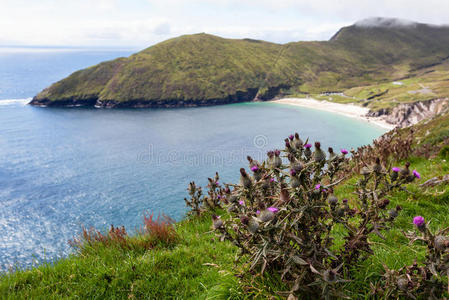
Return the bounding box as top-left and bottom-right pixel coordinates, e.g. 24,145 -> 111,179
288,134 -> 294,141
391,167 -> 399,181
212,215 -> 223,230
293,133 -> 303,149
400,162 -> 410,179
273,150 -> 282,168
378,199 -> 390,209
388,209 -> 398,219
304,144 -> 312,159
247,218 -> 259,234
314,142 -> 326,163
239,168 -> 252,188
434,235 -> 448,251
328,195 -> 338,206
373,158 -> 382,174
397,278 -> 409,292
328,147 -> 336,160
290,176 -> 300,189
259,207 -> 278,222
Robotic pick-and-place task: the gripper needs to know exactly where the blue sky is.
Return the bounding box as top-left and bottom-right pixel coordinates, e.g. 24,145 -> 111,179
1,0 -> 448,48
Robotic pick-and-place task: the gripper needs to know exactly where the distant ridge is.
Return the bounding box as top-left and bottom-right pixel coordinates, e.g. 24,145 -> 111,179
30,18 -> 449,109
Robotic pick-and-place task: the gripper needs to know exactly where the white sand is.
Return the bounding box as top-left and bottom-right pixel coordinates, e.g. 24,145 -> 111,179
272,98 -> 395,130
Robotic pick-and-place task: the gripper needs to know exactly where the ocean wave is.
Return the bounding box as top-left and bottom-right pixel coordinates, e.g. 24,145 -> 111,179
0,98 -> 32,106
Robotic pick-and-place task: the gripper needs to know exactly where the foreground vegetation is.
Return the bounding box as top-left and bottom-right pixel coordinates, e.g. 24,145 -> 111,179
1,110 -> 448,298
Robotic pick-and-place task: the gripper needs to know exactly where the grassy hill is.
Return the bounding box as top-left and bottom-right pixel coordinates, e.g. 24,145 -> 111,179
30,18 -> 449,109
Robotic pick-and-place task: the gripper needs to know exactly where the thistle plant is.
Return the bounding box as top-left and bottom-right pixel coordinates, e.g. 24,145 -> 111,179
184,172 -> 226,216
186,132 -> 422,298
377,216 -> 449,299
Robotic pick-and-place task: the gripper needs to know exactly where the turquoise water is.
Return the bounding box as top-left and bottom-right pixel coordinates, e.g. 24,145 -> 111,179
0,49 -> 386,271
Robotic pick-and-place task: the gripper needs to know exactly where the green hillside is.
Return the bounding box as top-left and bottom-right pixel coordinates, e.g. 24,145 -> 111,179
30,18 -> 449,108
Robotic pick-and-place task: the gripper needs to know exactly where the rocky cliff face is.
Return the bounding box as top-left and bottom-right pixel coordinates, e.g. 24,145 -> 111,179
367,98 -> 449,128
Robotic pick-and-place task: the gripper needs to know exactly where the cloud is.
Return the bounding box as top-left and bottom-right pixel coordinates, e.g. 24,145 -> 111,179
1,0 -> 449,47
153,23 -> 171,35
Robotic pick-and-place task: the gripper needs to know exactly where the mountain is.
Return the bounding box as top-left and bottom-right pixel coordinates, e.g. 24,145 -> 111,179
30,18 -> 449,109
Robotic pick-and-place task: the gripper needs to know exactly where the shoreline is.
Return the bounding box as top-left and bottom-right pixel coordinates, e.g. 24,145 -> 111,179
272,97 -> 395,130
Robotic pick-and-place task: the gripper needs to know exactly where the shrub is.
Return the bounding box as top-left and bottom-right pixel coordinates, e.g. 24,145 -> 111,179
187,132 -> 421,298
69,212 -> 178,252
142,212 -> 178,246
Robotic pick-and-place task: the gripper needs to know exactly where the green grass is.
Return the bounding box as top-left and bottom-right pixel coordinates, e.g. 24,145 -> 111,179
0,214 -> 242,299
2,155 -> 448,299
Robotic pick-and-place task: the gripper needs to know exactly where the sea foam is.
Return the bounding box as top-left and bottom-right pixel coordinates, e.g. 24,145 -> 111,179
0,98 -> 32,106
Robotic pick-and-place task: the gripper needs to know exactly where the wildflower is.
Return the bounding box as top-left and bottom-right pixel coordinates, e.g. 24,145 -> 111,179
392,167 -> 400,172
304,143 -> 312,148
340,149 -> 348,155
250,165 -> 259,172
413,216 -> 425,228
256,210 -> 260,215
315,184 -> 321,190
238,200 -> 245,206
412,170 -> 421,179
269,177 -> 275,182
290,169 -> 296,176
267,207 -> 279,213
289,134 -> 294,140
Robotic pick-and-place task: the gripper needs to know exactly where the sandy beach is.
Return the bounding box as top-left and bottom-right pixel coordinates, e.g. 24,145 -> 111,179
272,98 -> 395,130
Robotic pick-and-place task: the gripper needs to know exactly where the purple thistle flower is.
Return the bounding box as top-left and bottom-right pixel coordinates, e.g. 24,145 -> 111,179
274,149 -> 281,156
290,169 -> 296,176
315,184 -> 321,190
256,210 -> 260,215
217,195 -> 221,199
289,134 -> 294,140
392,167 -> 400,172
269,178 -> 275,182
340,149 -> 348,155
239,200 -> 244,206
250,165 -> 259,172
413,170 -> 421,179
413,216 -> 425,227
267,207 -> 279,213
304,143 -> 312,149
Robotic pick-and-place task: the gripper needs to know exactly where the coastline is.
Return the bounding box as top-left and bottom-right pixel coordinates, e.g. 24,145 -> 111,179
272,97 -> 395,130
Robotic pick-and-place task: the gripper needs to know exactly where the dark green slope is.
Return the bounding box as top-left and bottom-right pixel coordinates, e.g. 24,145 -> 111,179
30,18 -> 449,108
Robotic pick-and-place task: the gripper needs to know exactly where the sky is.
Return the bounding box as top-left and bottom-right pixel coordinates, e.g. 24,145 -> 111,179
1,0 -> 449,49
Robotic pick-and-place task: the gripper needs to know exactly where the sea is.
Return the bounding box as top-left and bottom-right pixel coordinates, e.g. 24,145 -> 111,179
0,47 -> 386,271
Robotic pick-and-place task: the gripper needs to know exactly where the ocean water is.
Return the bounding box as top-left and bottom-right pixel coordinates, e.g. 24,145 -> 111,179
0,48 -> 386,271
